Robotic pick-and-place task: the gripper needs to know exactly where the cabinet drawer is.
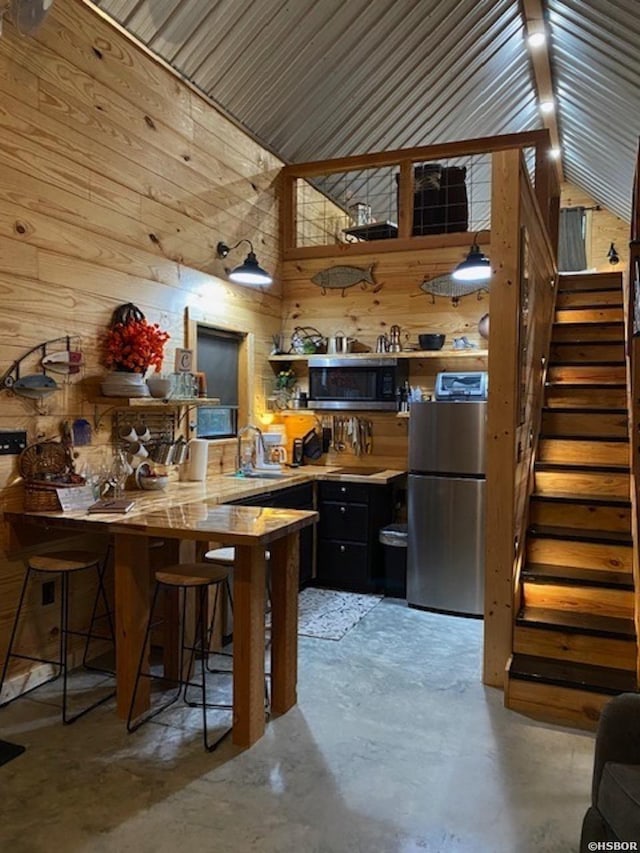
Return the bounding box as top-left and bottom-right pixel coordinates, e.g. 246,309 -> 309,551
317,540 -> 369,587
319,501 -> 369,542
319,481 -> 371,504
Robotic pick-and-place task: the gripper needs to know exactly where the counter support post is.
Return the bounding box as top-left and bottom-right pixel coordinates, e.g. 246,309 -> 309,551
232,543 -> 267,747
115,533 -> 151,719
270,532 -> 299,714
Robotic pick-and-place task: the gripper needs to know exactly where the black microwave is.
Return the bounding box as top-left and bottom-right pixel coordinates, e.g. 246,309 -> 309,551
307,357 -> 408,410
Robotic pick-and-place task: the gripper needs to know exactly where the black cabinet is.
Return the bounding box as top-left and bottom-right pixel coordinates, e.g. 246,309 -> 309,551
316,480 -> 393,593
228,482 -> 314,588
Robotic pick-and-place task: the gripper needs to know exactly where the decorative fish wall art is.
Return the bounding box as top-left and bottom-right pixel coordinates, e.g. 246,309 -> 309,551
311,264 -> 382,297
420,273 -> 488,307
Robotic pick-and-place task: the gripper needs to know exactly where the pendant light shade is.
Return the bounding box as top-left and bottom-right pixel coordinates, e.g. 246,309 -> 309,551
216,240 -> 272,286
452,239 -> 491,283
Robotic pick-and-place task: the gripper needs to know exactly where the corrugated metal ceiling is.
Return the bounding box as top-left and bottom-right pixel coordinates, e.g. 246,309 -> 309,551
90,0 -> 639,221
548,0 -> 640,221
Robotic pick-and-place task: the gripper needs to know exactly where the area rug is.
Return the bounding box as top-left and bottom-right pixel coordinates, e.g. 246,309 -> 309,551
0,740 -> 25,768
296,588 -> 383,641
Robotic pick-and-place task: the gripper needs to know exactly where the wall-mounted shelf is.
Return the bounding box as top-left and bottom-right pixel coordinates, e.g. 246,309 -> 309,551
92,396 -> 221,407
92,396 -> 221,429
268,350 -> 488,363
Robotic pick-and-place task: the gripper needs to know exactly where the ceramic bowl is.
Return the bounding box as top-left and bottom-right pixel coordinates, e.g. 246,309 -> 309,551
418,333 -> 445,350
147,376 -> 173,398
138,474 -> 169,491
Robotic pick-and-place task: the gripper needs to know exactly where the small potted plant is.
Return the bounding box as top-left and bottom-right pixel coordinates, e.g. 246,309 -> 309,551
272,368 -> 297,409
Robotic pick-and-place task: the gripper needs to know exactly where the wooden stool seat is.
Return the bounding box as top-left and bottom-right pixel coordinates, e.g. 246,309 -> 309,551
29,550 -> 101,573
204,548 -> 270,564
204,547 -> 235,564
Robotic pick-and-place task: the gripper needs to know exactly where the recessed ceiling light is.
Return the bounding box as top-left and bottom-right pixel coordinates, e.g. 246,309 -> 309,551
540,100 -> 555,114
528,31 -> 546,48
549,147 -> 562,159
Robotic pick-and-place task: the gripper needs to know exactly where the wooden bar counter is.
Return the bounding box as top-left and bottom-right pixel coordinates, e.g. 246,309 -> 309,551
5,487 -> 317,749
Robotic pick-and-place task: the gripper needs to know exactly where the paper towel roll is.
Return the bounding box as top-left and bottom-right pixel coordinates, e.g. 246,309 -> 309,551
187,438 -> 209,481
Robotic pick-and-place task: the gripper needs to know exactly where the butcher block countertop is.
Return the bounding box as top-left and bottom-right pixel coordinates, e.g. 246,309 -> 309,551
8,467 -> 407,525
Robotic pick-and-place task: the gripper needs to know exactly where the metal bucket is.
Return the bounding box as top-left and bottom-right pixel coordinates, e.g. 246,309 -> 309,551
149,440 -> 174,465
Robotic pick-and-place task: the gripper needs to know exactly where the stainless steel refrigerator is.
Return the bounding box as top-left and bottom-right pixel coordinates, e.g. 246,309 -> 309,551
407,388 -> 487,617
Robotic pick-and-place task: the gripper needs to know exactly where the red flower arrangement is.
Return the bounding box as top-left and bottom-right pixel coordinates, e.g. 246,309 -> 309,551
102,303 -> 170,374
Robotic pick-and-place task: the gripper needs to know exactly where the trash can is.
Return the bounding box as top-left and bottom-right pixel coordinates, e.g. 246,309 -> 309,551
379,523 -> 408,598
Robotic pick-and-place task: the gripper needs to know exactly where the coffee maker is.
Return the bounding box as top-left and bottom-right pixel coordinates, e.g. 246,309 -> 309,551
255,431 -> 287,471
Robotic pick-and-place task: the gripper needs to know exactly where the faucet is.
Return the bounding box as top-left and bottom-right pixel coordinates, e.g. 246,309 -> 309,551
237,424 -> 263,474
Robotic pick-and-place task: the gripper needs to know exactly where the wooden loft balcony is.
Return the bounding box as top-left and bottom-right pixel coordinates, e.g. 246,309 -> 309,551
279,130 -> 560,262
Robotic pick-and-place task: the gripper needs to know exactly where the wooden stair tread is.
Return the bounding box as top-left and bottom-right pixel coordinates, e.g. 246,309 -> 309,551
552,321 -> 624,337
521,562 -> 634,589
530,492 -> 631,507
557,273 -> 623,292
542,406 -> 627,413
527,525 -> 632,545
545,383 -> 626,390
556,303 -> 623,310
509,654 -> 636,695
548,361 -> 625,367
544,387 -> 627,411
551,339 -> 624,349
535,462 -> 630,474
556,287 -> 621,294
517,606 -> 636,639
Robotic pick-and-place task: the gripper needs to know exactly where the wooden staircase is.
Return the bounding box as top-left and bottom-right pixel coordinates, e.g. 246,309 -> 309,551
506,271 -> 638,729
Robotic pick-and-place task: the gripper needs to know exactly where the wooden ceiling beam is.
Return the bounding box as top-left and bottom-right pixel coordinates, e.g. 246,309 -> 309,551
520,0 -> 564,182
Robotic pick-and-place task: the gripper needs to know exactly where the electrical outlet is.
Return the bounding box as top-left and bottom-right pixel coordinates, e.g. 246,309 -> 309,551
0,430 -> 27,456
42,581 -> 55,606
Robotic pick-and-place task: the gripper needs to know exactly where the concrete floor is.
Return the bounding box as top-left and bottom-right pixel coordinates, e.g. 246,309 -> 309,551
0,600 -> 594,853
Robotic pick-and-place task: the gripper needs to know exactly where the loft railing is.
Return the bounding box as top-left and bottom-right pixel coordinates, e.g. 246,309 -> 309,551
625,138 -> 640,683
280,130 -> 560,260
482,149 -> 558,687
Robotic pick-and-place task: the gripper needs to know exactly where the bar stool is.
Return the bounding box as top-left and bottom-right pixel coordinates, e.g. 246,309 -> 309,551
203,546 -> 272,648
0,549 -> 115,724
127,562 -> 233,752
203,547 -> 271,705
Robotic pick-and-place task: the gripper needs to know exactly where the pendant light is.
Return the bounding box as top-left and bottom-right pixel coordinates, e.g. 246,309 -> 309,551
216,240 -> 272,286
452,236 -> 491,282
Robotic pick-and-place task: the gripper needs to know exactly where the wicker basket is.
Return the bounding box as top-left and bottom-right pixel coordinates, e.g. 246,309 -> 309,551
19,441 -> 86,512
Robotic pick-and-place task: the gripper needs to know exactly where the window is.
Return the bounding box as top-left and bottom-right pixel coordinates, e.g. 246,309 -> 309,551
558,207 -> 587,271
196,326 -> 242,438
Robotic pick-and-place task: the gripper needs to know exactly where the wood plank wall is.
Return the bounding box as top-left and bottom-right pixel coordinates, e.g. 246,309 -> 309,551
0,0 -> 334,684
279,244 -> 490,468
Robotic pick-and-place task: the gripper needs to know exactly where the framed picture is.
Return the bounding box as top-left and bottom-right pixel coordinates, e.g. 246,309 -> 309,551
174,348 -> 193,373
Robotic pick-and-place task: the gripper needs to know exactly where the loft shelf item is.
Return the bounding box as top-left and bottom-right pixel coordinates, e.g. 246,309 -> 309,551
343,221 -> 398,241
268,351 -> 487,363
